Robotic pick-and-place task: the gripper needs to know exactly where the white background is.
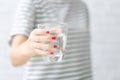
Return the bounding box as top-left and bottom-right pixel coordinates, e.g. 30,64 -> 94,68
0,0 -> 120,80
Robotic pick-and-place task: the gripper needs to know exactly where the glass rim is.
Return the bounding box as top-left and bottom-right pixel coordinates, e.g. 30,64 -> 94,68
37,22 -> 68,28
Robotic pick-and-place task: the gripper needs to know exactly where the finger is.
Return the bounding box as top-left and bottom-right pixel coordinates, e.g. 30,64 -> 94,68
31,29 -> 50,35
31,42 -> 58,50
30,35 -> 56,42
35,49 -> 54,56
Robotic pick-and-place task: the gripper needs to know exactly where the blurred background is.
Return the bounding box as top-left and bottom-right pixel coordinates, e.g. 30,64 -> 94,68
0,0 -> 120,80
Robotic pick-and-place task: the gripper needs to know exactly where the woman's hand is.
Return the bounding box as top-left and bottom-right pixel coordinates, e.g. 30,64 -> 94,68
10,28 -> 61,66
26,29 -> 58,56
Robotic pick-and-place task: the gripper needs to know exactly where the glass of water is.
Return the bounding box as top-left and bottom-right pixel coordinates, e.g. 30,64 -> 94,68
37,22 -> 68,62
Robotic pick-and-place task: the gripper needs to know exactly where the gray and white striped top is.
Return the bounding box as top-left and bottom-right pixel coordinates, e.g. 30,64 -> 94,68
10,0 -> 92,80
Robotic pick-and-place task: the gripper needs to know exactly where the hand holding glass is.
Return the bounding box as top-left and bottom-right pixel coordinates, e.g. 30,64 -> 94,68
37,22 -> 68,62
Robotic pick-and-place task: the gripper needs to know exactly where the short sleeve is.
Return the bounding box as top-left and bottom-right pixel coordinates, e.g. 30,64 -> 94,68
9,0 -> 35,44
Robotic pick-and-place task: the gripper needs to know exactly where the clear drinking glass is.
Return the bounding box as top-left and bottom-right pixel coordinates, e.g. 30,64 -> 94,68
37,22 -> 68,62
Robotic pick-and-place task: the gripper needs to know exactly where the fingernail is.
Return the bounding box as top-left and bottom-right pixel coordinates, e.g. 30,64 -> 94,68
51,36 -> 56,40
49,52 -> 54,55
46,30 -> 50,34
53,45 -> 57,48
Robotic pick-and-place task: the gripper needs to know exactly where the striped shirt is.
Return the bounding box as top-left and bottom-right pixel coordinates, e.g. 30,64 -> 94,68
10,0 -> 92,80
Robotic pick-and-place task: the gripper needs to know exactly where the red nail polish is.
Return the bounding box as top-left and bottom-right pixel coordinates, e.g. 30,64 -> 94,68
51,36 -> 56,40
50,52 -> 54,55
46,31 -> 50,34
53,45 -> 57,48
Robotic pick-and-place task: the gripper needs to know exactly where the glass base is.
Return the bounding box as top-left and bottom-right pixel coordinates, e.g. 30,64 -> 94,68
41,55 -> 63,62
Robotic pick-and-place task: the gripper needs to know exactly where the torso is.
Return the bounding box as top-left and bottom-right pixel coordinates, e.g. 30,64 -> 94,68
24,0 -> 92,80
